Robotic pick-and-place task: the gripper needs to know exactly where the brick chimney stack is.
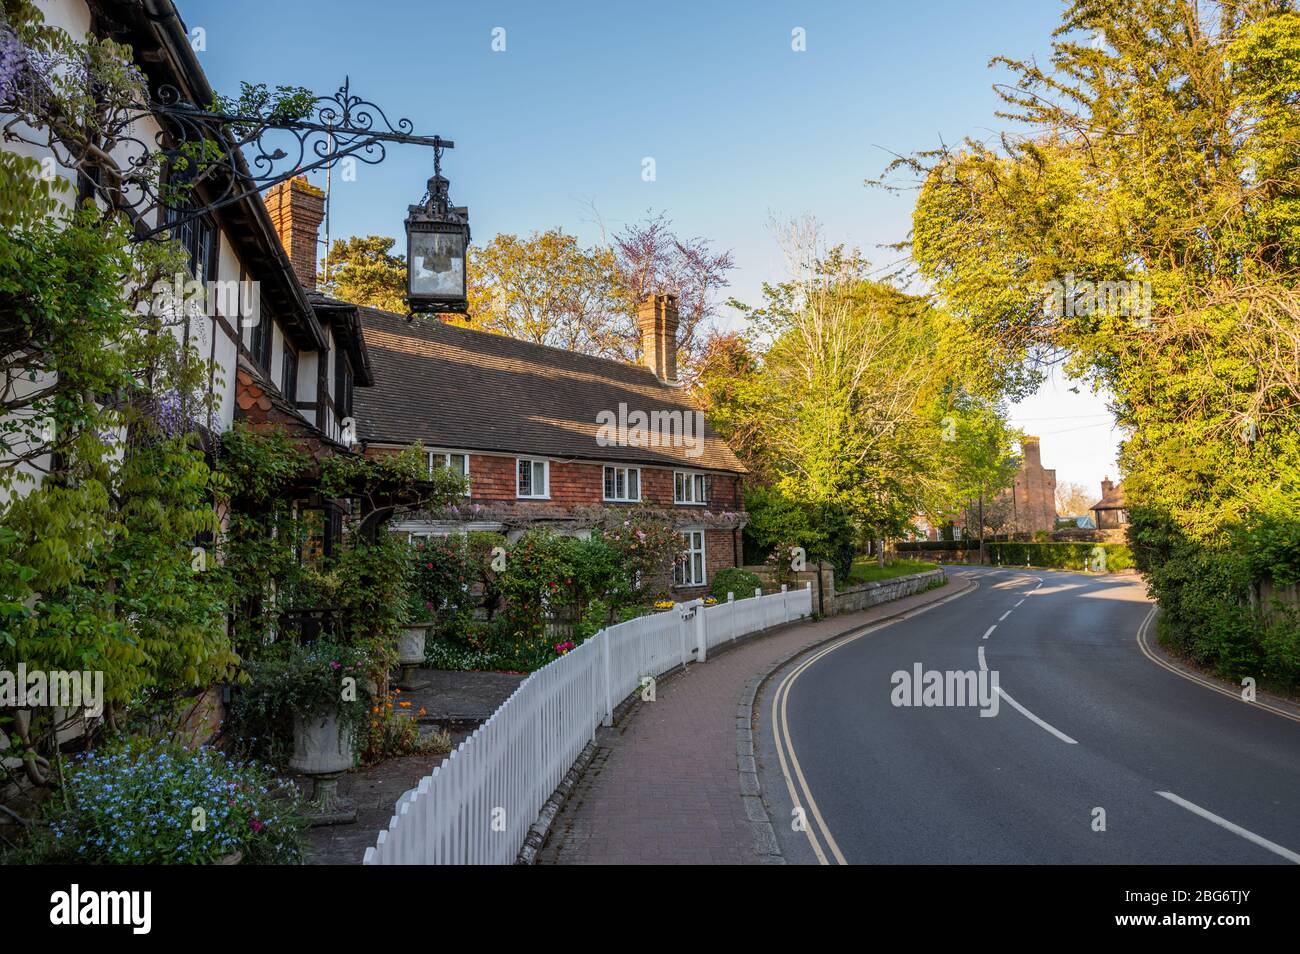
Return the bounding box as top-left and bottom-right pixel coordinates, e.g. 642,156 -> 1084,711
637,294 -> 679,383
1101,476 -> 1114,498
265,176 -> 325,291
1021,435 -> 1042,467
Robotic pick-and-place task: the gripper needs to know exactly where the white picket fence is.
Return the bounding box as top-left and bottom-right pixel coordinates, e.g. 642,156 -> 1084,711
362,583 -> 813,865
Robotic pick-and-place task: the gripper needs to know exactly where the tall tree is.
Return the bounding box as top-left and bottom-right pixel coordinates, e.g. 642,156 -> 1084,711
723,242 -> 959,555
320,235 -> 407,313
1055,481 -> 1098,518
895,0 -> 1300,684
466,228 -> 626,354
465,214 -> 734,378
611,212 -> 734,378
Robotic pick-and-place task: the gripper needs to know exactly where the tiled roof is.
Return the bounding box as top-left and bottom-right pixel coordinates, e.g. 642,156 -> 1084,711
354,307 -> 745,474
1091,483 -> 1127,511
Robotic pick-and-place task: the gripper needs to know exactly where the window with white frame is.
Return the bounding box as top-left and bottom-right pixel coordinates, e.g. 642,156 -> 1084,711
517,457 -> 549,498
603,465 -> 640,502
674,530 -> 706,587
428,451 -> 471,495
674,470 -> 707,505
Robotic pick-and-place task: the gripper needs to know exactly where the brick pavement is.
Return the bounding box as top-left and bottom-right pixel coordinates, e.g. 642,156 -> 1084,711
537,577 -> 972,864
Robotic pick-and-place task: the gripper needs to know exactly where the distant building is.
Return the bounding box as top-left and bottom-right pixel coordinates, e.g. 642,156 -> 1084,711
1059,514 -> 1096,529
1090,477 -> 1128,528
1002,436 -> 1058,533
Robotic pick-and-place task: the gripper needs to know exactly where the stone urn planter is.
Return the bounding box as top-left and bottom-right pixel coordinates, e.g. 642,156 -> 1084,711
290,707 -> 357,826
396,622 -> 432,690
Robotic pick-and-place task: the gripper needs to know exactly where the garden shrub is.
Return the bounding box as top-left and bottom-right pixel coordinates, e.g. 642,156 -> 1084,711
743,487 -> 856,578
30,740 -> 303,864
1131,506 -> 1300,692
984,541 -> 1134,572
710,567 -> 763,601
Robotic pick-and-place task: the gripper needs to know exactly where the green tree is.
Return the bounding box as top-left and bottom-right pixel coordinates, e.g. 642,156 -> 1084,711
727,245 -> 956,553
895,0 -> 1300,685
320,235 -> 408,313
467,228 -> 627,354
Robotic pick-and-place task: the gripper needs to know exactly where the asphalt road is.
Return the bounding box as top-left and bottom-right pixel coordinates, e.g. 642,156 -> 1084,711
758,567 -> 1300,864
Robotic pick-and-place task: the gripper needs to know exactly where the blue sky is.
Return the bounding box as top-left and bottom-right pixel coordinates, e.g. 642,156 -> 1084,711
182,0 -> 1121,499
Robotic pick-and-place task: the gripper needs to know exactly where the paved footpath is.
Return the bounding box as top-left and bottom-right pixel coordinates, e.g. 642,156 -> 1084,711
538,575 -> 974,865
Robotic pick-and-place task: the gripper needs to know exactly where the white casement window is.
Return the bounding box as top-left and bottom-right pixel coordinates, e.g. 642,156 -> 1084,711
427,451 -> 469,477
674,530 -> 706,587
517,457 -> 550,499
674,470 -> 707,505
428,451 -> 471,494
603,465 -> 640,502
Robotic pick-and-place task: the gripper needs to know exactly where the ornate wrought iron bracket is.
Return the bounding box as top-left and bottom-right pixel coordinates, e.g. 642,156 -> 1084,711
129,77 -> 451,241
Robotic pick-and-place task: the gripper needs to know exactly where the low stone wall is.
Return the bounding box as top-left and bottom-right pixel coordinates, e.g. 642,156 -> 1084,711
831,568 -> 947,615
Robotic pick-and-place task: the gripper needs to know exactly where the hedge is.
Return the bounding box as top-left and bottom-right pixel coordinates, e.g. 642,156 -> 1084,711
896,540 -> 979,552
984,541 -> 1134,572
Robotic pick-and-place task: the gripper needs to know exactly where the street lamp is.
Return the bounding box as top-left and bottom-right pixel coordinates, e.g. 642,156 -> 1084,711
405,142 -> 470,315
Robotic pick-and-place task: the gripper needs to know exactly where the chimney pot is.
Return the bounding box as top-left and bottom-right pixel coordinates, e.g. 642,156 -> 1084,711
637,293 -> 680,383
265,176 -> 325,291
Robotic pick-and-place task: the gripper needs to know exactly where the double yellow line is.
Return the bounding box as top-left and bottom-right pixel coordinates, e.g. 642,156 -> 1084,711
1136,606 -> 1300,724
768,579 -> 979,865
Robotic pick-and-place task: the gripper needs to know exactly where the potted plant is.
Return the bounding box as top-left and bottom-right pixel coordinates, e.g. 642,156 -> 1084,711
400,545 -> 442,688
239,640 -> 370,824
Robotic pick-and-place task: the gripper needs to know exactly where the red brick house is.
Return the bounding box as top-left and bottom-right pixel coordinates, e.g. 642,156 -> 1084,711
351,298 -> 749,593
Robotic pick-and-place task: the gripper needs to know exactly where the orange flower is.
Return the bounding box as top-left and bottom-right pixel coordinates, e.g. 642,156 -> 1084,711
398,700 -> 412,709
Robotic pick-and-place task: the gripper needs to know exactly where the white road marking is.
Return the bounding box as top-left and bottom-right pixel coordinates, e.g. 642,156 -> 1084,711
1015,599 -> 1025,607
982,625 -> 996,639
1156,791 -> 1300,864
996,688 -> 1078,744
1136,607 -> 1300,724
999,611 -> 1012,621
978,645 -> 987,671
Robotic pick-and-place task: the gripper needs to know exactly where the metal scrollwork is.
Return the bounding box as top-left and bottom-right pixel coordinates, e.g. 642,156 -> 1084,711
10,75 -> 450,241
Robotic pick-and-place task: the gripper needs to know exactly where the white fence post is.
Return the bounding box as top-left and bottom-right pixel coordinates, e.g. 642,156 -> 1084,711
601,627 -> 613,726
678,604 -> 690,667
695,600 -> 707,662
363,576 -> 835,864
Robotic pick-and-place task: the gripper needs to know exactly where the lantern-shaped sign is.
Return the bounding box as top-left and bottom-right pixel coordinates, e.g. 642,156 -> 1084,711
405,171 -> 470,314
